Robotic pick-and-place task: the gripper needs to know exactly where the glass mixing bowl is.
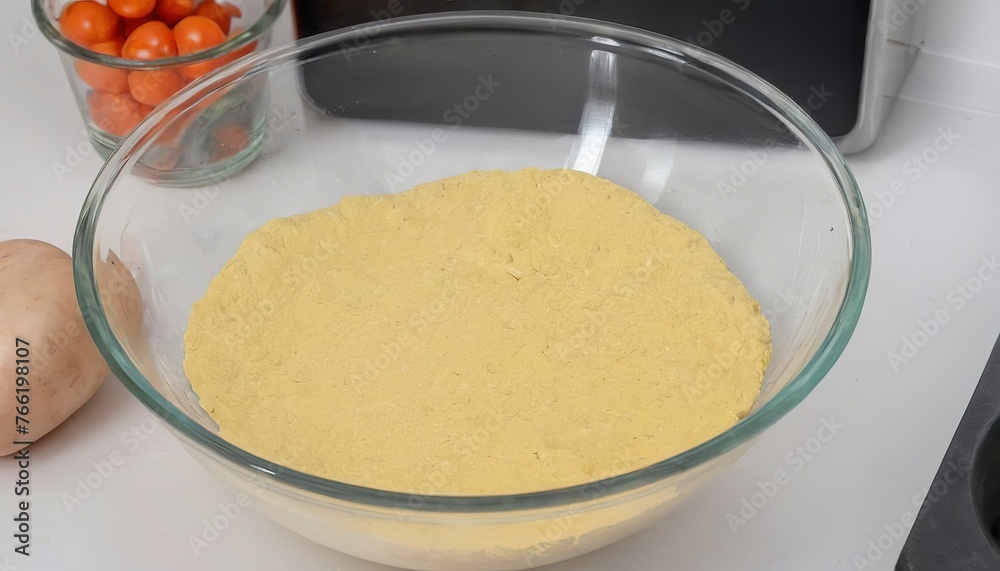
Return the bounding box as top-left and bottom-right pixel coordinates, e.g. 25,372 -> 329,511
74,12 -> 870,571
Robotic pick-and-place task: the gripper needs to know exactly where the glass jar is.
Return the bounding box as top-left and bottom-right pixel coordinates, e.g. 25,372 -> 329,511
32,0 -> 286,167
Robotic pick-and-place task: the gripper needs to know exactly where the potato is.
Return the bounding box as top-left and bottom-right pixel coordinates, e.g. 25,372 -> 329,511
0,239 -> 110,455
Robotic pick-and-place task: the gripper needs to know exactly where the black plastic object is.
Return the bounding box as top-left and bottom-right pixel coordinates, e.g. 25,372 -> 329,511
896,331 -> 1000,570
291,0 -> 871,138
295,21 -> 797,145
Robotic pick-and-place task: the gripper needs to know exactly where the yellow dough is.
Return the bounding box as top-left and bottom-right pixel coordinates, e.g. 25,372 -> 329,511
183,168 -> 771,495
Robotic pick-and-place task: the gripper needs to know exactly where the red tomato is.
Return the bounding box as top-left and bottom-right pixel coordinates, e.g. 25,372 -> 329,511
108,0 -> 155,19
154,0 -> 194,26
186,26 -> 257,79
173,15 -> 226,54
227,28 -> 256,59
121,21 -> 178,60
87,91 -> 152,136
210,122 -> 250,161
74,38 -> 129,93
194,1 -> 241,35
122,14 -> 154,37
155,87 -> 223,151
59,1 -> 122,47
128,68 -> 187,106
179,56 -> 220,80
173,15 -> 227,79
212,122 -> 248,147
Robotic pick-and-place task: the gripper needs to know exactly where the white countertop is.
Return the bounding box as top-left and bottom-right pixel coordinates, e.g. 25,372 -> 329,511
3,3 -> 1000,571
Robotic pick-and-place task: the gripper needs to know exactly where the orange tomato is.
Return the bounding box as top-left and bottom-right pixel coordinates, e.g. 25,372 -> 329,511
173,15 -> 226,54
212,122 -> 248,147
74,38 -> 129,93
177,26 -> 257,80
108,0 -> 156,19
227,28 -> 256,59
128,68 -> 187,106
194,0 -> 241,35
122,14 -> 154,37
173,15 -> 227,79
121,20 -> 177,60
154,87 -> 223,151
154,0 -> 194,26
183,28 -> 257,80
210,122 -> 250,161
179,56 -> 222,80
59,1 -> 122,46
87,91 -> 152,137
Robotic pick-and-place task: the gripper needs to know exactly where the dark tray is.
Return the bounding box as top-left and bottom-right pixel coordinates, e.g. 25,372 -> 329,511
291,0 -> 871,138
896,331 -> 1000,569
295,24 -> 799,146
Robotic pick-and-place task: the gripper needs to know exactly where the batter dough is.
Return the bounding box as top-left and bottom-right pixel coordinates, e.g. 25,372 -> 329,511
183,168 -> 771,494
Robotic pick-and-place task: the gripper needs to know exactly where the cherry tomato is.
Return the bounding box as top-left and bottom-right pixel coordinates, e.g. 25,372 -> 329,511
212,122 -> 248,147
122,14 -> 154,37
194,0 -> 241,35
154,0 -> 194,26
173,15 -> 226,54
74,38 -> 129,93
210,122 -> 250,161
108,0 -> 155,19
183,27 -> 256,79
121,21 -> 178,60
128,68 -> 187,106
227,28 -> 256,59
154,87 -> 223,151
87,91 -> 151,137
59,1 -> 122,47
179,56 -> 219,80
173,15 -> 227,79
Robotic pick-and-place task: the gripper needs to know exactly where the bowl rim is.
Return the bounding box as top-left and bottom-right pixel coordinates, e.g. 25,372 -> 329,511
31,0 -> 287,69
74,11 -> 871,512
